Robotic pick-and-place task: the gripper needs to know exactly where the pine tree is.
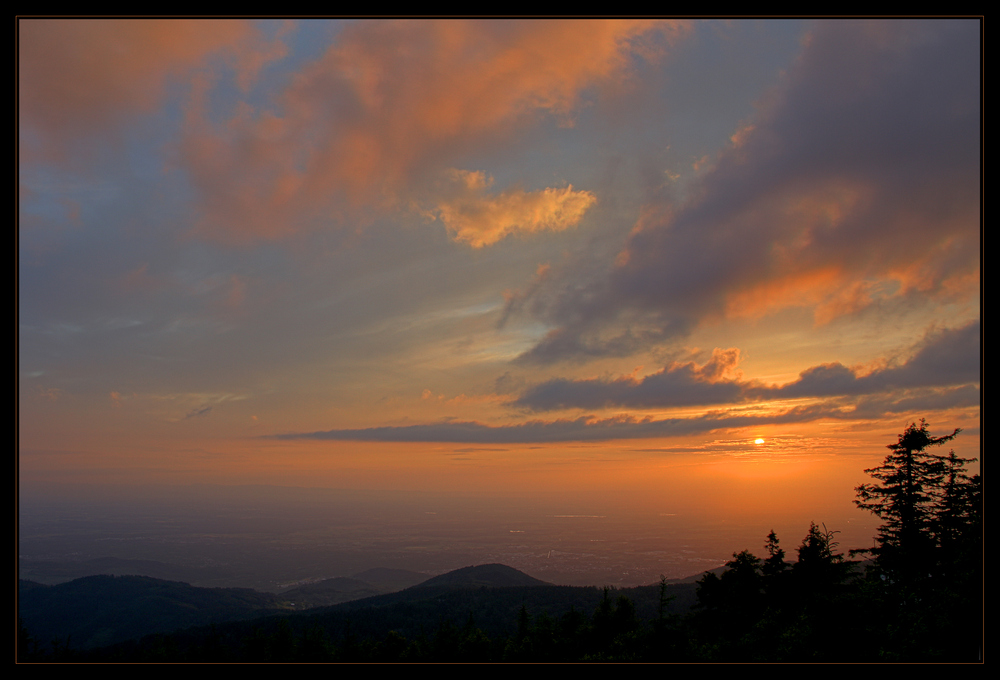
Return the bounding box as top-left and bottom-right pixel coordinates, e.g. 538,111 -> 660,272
853,421 -> 981,660
762,530 -> 787,580
793,522 -> 851,595
937,452 -> 982,556
854,420 -> 965,580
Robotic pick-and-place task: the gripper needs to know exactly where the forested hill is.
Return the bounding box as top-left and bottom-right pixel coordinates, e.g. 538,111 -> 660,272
18,566 -> 702,661
411,563 -> 552,589
17,564 -> 640,653
19,566 -> 432,650
18,575 -> 285,650
19,543 -> 979,662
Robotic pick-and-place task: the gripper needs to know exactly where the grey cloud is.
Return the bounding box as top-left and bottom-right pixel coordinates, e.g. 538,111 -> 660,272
851,385 -> 980,418
520,20 -> 980,364
768,321 -> 980,399
517,359 -> 744,411
869,320 -> 982,389
768,363 -> 859,399
517,320 -> 979,410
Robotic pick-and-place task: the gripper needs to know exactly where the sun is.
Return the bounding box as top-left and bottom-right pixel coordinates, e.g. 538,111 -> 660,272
754,438 -> 765,445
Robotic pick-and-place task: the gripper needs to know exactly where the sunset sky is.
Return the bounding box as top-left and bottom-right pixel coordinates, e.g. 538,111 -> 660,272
19,19 -> 980,546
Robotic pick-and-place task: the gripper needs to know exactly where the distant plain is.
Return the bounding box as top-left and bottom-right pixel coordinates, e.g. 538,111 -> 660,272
19,482 -> 878,591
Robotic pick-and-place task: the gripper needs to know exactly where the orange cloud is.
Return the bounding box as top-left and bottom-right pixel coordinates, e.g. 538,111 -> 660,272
430,170 -> 596,247
694,347 -> 744,383
19,19 -> 280,164
724,267 -> 855,322
179,19 -> 685,242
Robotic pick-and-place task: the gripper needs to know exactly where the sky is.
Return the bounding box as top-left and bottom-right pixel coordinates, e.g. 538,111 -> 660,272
19,19 -> 980,553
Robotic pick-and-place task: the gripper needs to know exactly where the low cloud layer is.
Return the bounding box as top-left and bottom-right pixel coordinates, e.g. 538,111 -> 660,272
271,411 -> 810,444
273,319 -> 978,444
274,396 -> 973,444
517,320 -> 980,411
517,347 -> 745,410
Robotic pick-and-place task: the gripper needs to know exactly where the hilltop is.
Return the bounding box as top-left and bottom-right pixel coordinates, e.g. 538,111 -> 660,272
412,563 -> 552,589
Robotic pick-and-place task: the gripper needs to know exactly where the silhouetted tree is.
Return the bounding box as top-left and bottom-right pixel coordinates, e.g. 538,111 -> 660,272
937,453 -> 982,564
762,530 -> 787,581
656,575 -> 674,626
792,522 -> 854,603
696,550 -> 762,613
853,421 -> 981,661
795,523 -> 841,572
758,530 -> 791,631
854,420 -> 963,580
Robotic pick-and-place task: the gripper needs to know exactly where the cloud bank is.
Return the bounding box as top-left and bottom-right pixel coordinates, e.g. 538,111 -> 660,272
520,20 -> 980,364
517,321 -> 980,411
275,319 -> 978,444
177,19 -> 683,242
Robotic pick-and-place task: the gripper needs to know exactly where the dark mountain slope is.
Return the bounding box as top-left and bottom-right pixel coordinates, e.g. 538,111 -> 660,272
18,575 -> 284,649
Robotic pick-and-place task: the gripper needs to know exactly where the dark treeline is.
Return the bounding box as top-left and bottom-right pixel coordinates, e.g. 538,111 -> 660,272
18,421 -> 981,662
